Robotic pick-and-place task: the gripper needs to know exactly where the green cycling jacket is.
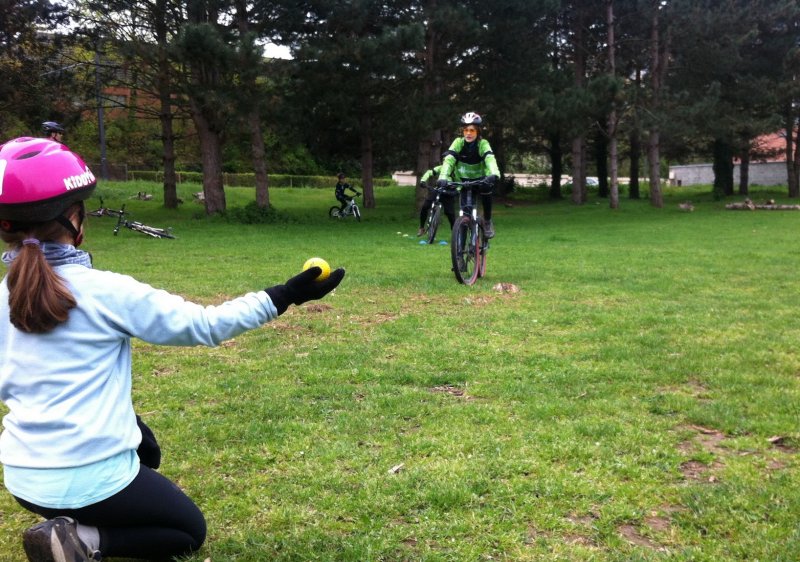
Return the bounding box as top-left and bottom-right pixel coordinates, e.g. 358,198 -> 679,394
438,137 -> 500,182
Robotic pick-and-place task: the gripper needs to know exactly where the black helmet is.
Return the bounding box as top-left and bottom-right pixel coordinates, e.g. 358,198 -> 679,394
42,121 -> 65,134
460,112 -> 482,127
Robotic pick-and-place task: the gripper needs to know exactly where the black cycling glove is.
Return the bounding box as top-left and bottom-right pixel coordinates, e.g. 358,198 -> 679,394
265,267 -> 346,315
436,179 -> 448,189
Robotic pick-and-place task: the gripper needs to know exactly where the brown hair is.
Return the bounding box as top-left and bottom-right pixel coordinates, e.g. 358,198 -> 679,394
1,205 -> 81,333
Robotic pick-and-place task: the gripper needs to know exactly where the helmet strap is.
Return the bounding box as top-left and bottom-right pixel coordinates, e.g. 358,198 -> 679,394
55,202 -> 85,247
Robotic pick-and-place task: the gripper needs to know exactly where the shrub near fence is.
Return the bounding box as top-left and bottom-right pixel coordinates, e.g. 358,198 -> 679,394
126,171 -> 397,188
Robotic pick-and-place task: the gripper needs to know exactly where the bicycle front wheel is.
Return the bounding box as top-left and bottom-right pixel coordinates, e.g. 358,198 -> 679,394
329,206 -> 341,219
451,216 -> 480,285
477,222 -> 487,278
353,204 -> 361,222
425,205 -> 441,244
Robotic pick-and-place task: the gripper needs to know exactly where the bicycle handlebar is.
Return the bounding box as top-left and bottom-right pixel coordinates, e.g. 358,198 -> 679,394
446,178 -> 492,190
427,184 -> 458,196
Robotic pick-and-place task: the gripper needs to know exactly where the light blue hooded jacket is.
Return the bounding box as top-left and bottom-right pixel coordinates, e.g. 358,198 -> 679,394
0,243 -> 278,507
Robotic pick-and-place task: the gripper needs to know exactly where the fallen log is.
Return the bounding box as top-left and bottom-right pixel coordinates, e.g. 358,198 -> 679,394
725,199 -> 800,211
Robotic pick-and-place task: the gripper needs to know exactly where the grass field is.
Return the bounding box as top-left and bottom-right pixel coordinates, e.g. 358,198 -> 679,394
1,181 -> 799,561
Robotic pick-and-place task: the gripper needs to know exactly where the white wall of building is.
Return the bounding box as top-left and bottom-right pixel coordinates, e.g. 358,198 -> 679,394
669,161 -> 787,186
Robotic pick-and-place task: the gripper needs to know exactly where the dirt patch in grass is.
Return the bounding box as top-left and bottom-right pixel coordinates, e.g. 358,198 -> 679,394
429,384 -> 472,399
644,515 -> 671,533
768,435 -> 797,453
680,459 -> 723,482
564,533 -> 596,546
678,425 -> 727,456
618,524 -> 667,551
566,512 -> 599,526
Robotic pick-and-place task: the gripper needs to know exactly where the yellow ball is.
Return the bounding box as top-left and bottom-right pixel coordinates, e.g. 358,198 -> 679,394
303,257 -> 331,282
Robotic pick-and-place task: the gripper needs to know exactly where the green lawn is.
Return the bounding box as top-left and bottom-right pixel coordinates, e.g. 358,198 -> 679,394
1,181 -> 799,561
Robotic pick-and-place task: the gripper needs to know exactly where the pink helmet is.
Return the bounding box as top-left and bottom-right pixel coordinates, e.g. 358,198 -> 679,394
0,137 -> 96,229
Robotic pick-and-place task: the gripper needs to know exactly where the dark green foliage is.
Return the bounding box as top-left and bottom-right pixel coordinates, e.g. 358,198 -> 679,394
224,201 -> 294,224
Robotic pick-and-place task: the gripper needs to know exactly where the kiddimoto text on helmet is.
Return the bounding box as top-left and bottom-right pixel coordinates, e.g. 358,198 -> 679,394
64,166 -> 96,191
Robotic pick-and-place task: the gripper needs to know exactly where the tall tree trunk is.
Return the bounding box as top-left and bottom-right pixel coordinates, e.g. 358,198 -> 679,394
712,138 -> 734,199
606,0 -> 619,209
549,130 -> 563,199
629,68 -> 642,199
596,128 -> 608,197
647,0 -> 664,208
786,108 -> 799,197
235,0 -> 269,209
360,109 -> 375,209
416,130 -> 443,212
493,125 -> 507,195
571,8 -> 587,205
738,141 -> 750,196
794,124 -> 800,198
155,0 -> 178,209
185,3 -> 226,215
249,117 -> 270,208
191,103 -> 226,215
572,137 -> 586,204
647,130 -> 662,206
415,0 -> 443,214
629,129 -> 641,199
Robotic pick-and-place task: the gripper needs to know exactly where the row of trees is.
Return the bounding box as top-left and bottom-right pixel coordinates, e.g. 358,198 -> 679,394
2,0 -> 799,214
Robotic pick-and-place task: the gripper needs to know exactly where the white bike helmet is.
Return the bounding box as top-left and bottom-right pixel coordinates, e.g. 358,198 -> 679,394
460,112 -> 482,127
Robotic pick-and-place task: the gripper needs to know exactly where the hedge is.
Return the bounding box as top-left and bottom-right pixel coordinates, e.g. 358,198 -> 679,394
126,171 -> 397,188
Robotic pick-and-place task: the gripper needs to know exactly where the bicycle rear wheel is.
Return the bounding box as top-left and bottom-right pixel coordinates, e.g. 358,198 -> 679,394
329,206 -> 341,219
425,205 -> 441,244
451,216 -> 480,285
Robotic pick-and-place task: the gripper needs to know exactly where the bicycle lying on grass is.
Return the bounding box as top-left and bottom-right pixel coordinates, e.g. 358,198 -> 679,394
113,205 -> 175,239
329,192 -> 362,221
87,197 -> 123,218
448,178 -> 491,285
421,184 -> 458,244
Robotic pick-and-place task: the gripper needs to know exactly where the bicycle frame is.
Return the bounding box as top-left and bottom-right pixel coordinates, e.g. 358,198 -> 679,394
112,205 -> 175,239
448,179 -> 490,285
329,194 -> 361,221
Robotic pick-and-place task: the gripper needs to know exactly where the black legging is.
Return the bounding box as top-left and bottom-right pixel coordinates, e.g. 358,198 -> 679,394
481,194 -> 493,221
15,464 -> 206,559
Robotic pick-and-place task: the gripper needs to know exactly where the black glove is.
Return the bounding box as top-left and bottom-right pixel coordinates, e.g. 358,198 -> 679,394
136,415 -> 161,469
265,267 -> 346,315
436,179 -> 448,189
486,175 -> 498,186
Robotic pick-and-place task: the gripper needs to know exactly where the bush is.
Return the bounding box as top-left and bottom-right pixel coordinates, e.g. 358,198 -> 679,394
224,201 -> 295,224
126,171 -> 397,189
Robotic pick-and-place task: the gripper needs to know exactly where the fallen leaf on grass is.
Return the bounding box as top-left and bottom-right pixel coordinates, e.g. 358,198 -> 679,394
388,463 -> 405,474
492,282 -> 520,294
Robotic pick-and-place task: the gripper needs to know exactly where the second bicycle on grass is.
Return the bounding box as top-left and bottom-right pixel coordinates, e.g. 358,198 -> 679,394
421,184 -> 457,244
108,205 -> 175,239
329,192 -> 362,221
448,178 -> 491,285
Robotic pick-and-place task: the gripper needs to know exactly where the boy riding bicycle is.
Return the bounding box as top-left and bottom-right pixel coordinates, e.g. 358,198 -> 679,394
436,112 -> 500,238
334,173 -> 360,212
